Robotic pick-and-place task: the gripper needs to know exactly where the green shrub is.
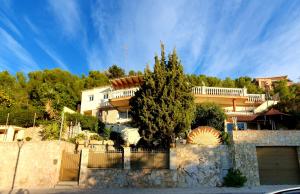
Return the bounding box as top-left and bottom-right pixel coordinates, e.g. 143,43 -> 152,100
65,113 -> 98,132
223,168 -> 247,187
0,106 -> 42,128
103,127 -> 112,140
220,131 -> 231,145
192,103 -> 227,131
41,122 -> 60,140
90,134 -> 103,141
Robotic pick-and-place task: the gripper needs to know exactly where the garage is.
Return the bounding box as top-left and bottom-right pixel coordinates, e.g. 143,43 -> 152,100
256,147 -> 300,185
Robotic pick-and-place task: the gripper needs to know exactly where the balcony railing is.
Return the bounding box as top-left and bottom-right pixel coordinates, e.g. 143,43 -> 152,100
109,87 -> 139,99
108,86 -> 265,102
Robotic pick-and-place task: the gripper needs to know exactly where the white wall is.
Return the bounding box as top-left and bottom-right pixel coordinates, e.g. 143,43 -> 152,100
80,86 -> 111,116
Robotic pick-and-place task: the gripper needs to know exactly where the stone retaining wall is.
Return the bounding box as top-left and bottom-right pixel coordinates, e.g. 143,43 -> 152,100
80,145 -> 232,188
232,130 -> 300,145
0,141 -> 75,189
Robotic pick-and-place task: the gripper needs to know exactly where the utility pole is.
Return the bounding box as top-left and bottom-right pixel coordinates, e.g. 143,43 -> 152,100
4,113 -> 9,141
33,112 -> 37,128
59,112 -> 65,143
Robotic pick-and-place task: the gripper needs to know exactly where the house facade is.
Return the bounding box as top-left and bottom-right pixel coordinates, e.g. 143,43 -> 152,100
80,75 -> 278,131
254,75 -> 293,90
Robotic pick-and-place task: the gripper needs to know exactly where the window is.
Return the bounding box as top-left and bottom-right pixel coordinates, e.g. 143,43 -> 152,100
103,93 -> 109,99
88,95 -> 94,101
118,111 -> 128,119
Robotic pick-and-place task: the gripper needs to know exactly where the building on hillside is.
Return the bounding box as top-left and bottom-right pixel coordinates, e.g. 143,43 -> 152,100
254,75 -> 293,90
80,75 -> 279,132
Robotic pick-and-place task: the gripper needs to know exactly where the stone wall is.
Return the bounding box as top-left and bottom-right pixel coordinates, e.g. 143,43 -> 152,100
80,144 -> 232,188
231,130 -> 300,186
232,130 -> 300,145
0,141 -> 75,189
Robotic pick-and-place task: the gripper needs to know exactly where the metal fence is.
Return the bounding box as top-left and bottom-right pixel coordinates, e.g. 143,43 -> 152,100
88,149 -> 123,169
130,148 -> 169,169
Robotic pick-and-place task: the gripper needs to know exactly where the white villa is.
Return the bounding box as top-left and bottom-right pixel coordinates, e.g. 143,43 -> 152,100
80,75 -> 278,131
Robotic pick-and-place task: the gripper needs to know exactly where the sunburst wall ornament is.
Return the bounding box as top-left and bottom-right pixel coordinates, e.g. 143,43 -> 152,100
187,126 -> 221,145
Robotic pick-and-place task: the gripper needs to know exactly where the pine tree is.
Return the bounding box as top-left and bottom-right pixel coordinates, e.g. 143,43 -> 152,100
130,44 -> 195,148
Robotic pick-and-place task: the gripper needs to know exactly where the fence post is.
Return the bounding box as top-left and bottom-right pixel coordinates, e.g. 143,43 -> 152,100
79,148 -> 89,187
169,147 -> 176,170
123,146 -> 131,170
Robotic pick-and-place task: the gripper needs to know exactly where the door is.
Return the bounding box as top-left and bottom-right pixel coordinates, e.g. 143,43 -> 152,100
60,151 -> 81,181
256,147 -> 300,185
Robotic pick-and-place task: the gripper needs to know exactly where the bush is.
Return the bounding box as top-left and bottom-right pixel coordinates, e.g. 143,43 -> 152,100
192,103 -> 227,131
65,113 -> 98,132
41,122 -> 60,140
220,131 -> 231,145
103,127 -> 112,140
90,134 -> 103,141
223,168 -> 247,187
0,106 -> 41,128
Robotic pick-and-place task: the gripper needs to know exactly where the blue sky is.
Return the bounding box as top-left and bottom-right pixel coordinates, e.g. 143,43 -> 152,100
0,0 -> 300,81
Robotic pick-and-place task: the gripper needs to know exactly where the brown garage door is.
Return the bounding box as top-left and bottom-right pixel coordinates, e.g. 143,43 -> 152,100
256,147 -> 300,185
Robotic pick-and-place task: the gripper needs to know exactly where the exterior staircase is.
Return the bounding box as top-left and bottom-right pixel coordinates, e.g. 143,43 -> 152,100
54,181 -> 79,189
254,100 -> 278,113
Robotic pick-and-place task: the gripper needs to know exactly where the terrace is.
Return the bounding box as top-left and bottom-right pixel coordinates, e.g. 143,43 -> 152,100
107,86 -> 266,109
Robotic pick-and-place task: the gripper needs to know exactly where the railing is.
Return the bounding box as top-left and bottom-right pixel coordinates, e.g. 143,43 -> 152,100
247,94 -> 265,102
192,86 -> 245,96
130,148 -> 169,169
108,86 -> 265,102
109,87 -> 139,99
88,149 -> 123,169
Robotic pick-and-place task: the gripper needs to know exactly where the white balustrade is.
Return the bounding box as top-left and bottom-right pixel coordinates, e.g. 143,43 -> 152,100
109,87 -> 139,99
108,86 -> 265,102
247,94 -> 265,102
192,86 -> 244,96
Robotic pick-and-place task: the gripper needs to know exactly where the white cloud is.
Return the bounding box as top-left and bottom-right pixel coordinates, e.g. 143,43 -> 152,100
90,0 -> 300,81
24,16 -> 40,35
0,27 -> 39,72
0,12 -> 22,38
35,40 -> 69,71
47,0 -> 81,38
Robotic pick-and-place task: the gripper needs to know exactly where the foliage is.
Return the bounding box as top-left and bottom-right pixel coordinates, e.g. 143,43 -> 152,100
41,122 -> 60,140
107,65 -> 125,79
223,168 -> 247,187
103,127 -> 112,140
220,131 -> 231,145
130,44 -> 195,148
65,113 -> 99,132
110,131 -> 124,147
90,134 -> 103,141
0,106 -> 41,128
83,71 -> 109,89
273,82 -> 300,127
192,103 -> 227,131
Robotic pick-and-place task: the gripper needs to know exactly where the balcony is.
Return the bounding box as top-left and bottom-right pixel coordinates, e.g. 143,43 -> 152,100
107,86 -> 265,108
192,86 -> 265,102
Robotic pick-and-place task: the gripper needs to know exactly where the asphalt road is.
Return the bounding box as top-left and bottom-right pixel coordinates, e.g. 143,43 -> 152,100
2,186 -> 300,194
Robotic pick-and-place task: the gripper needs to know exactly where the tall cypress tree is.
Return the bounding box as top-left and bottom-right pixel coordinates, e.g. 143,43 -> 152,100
130,44 -> 195,148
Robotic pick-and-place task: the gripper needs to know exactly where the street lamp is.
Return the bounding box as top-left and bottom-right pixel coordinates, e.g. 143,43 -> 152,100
11,137 -> 24,190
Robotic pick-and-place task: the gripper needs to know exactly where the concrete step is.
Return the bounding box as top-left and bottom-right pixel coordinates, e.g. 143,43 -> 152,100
55,181 -> 78,189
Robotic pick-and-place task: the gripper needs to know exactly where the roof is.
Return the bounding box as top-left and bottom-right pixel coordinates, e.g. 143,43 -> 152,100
263,108 -> 289,116
228,115 -> 258,122
110,75 -> 143,89
255,75 -> 288,80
